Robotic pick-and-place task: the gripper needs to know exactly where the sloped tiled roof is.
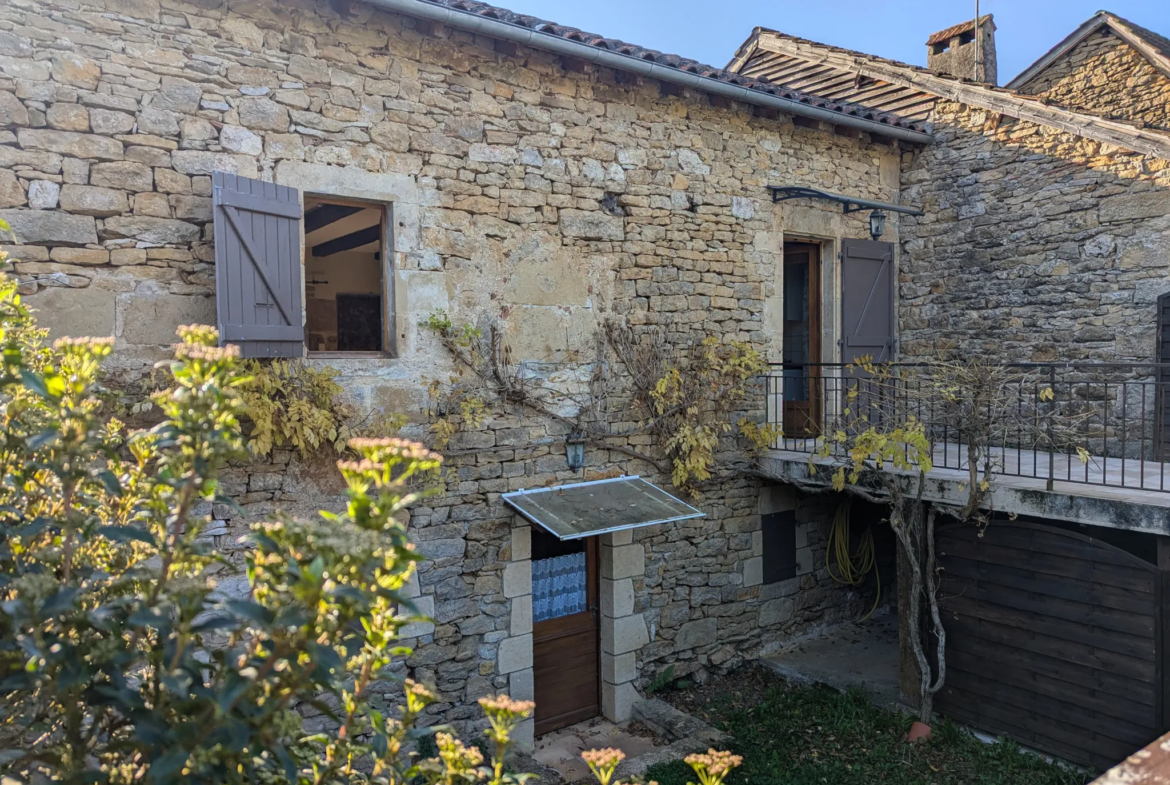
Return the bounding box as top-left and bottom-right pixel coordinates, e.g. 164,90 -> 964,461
1007,10 -> 1170,90
724,23 -> 1170,159
395,0 -> 926,131
926,15 -> 994,47
728,28 -> 944,122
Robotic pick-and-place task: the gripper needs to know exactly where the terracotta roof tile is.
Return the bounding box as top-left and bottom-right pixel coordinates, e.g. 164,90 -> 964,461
926,15 -> 994,47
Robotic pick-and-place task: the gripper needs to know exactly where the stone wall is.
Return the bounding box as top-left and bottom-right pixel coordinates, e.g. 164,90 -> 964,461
0,0 -> 899,742
899,99 -> 1170,364
1013,29 -> 1170,132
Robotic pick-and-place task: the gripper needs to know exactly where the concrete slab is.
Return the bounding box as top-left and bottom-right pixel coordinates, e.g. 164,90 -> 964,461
760,613 -> 904,711
762,448 -> 1170,535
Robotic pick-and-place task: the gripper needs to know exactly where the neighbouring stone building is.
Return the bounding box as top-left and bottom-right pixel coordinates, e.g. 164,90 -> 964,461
731,10 -> 1170,364
2,0 -> 1170,762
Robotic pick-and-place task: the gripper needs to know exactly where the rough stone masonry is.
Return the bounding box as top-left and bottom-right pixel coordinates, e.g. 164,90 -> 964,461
0,0 -> 895,742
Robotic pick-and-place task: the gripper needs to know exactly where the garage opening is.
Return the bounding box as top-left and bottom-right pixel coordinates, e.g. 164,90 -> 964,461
303,196 -> 386,354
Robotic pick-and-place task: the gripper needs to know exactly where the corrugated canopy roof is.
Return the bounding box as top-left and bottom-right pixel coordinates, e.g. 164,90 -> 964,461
502,476 -> 704,540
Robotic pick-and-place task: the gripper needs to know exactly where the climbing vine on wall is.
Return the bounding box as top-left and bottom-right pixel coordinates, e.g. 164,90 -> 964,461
420,309 -> 780,495
107,359 -> 402,459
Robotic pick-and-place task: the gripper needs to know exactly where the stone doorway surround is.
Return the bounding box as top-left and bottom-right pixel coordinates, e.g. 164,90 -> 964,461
500,523 -> 651,750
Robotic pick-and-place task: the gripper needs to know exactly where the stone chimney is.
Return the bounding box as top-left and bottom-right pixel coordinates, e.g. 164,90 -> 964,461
926,15 -> 997,85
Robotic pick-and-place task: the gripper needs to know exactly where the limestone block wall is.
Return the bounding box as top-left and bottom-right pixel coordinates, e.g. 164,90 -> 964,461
0,0 -> 899,738
1013,29 -> 1170,133
899,100 -> 1170,364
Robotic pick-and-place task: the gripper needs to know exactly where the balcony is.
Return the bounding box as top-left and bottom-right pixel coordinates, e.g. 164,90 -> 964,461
759,362 -> 1170,526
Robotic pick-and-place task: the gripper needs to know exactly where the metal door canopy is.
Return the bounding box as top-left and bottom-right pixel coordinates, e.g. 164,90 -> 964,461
502,476 -> 705,541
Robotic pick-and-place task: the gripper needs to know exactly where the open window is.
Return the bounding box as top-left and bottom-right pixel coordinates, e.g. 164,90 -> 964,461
212,172 -> 393,359
304,196 -> 387,355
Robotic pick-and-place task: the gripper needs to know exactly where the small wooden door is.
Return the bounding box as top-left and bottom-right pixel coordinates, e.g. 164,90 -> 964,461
782,242 -> 821,437
532,529 -> 600,736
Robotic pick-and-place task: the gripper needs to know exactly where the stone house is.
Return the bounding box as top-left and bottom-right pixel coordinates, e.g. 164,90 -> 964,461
2,0 -> 1170,767
0,0 -> 918,748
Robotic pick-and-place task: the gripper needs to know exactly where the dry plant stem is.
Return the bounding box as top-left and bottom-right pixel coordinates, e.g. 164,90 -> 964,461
152,478 -> 197,602
59,480 -> 76,583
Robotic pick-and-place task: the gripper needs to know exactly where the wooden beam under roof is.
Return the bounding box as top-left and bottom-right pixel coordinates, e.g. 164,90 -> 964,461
312,225 -> 381,257
305,203 -> 364,234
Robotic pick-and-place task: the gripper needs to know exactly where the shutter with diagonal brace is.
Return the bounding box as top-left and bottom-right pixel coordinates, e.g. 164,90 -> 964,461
840,238 -> 895,365
213,172 -> 303,358
1158,292 -> 1170,459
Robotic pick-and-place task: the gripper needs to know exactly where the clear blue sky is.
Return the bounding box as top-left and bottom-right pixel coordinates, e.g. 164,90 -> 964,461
494,0 -> 1170,86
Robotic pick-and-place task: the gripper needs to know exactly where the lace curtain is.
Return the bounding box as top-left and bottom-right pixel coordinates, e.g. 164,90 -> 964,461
532,552 -> 587,622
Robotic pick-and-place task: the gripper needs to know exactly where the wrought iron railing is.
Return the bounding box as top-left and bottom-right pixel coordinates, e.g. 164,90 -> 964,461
763,362 -> 1170,493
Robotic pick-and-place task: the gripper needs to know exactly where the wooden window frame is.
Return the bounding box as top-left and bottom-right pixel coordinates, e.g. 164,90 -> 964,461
303,193 -> 396,359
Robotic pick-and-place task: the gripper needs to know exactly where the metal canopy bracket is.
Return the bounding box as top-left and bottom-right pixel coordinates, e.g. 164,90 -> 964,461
767,186 -> 925,216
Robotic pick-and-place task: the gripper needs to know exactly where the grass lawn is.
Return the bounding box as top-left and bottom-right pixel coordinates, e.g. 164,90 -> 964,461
645,666 -> 1093,785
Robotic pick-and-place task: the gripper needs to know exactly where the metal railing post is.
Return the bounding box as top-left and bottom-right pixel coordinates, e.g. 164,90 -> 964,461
1046,365 -> 1056,492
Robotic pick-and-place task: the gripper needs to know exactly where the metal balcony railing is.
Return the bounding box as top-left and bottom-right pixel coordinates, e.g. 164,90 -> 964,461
763,362 -> 1170,494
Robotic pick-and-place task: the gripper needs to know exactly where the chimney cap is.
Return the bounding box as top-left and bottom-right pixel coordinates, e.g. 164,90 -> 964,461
926,14 -> 995,46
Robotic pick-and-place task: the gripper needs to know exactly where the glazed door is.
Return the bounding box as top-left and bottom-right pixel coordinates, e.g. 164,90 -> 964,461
532,529 -> 600,736
782,242 -> 822,437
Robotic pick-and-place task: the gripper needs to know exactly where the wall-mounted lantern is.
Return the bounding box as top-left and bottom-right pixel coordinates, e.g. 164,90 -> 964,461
766,186 -> 924,238
566,432 -> 587,472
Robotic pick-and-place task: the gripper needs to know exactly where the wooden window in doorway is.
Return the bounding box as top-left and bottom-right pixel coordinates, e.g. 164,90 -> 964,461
782,242 -> 822,437
532,528 -> 600,736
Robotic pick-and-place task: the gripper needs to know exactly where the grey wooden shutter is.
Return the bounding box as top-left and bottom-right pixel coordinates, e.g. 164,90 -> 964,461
1157,293 -> 1170,459
213,172 -> 303,358
841,238 -> 895,364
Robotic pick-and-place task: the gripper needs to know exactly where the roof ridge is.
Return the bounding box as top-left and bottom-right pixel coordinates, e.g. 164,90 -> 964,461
1005,9 -> 1170,90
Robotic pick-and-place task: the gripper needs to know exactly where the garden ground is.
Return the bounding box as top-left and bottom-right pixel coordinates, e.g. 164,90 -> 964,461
643,665 -> 1093,785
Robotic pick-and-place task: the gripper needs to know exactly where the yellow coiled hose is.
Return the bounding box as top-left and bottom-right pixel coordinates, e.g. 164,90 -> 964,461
825,497 -> 881,621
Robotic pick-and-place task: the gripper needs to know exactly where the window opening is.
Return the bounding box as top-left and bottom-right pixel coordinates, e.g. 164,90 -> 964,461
532,527 -> 587,622
762,510 -> 797,584
304,196 -> 384,353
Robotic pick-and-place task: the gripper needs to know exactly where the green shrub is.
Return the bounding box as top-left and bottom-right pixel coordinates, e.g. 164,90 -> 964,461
0,243 -> 534,783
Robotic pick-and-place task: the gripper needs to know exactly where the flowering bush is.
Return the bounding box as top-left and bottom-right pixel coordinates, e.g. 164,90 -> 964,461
584,747 -> 741,785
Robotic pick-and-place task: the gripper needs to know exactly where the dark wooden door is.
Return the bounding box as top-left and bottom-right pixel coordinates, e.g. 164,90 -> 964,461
935,521 -> 1161,770
782,242 -> 821,437
532,530 -> 599,736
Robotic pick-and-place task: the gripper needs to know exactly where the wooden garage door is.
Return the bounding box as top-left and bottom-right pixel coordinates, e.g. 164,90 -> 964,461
936,521 -> 1161,770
